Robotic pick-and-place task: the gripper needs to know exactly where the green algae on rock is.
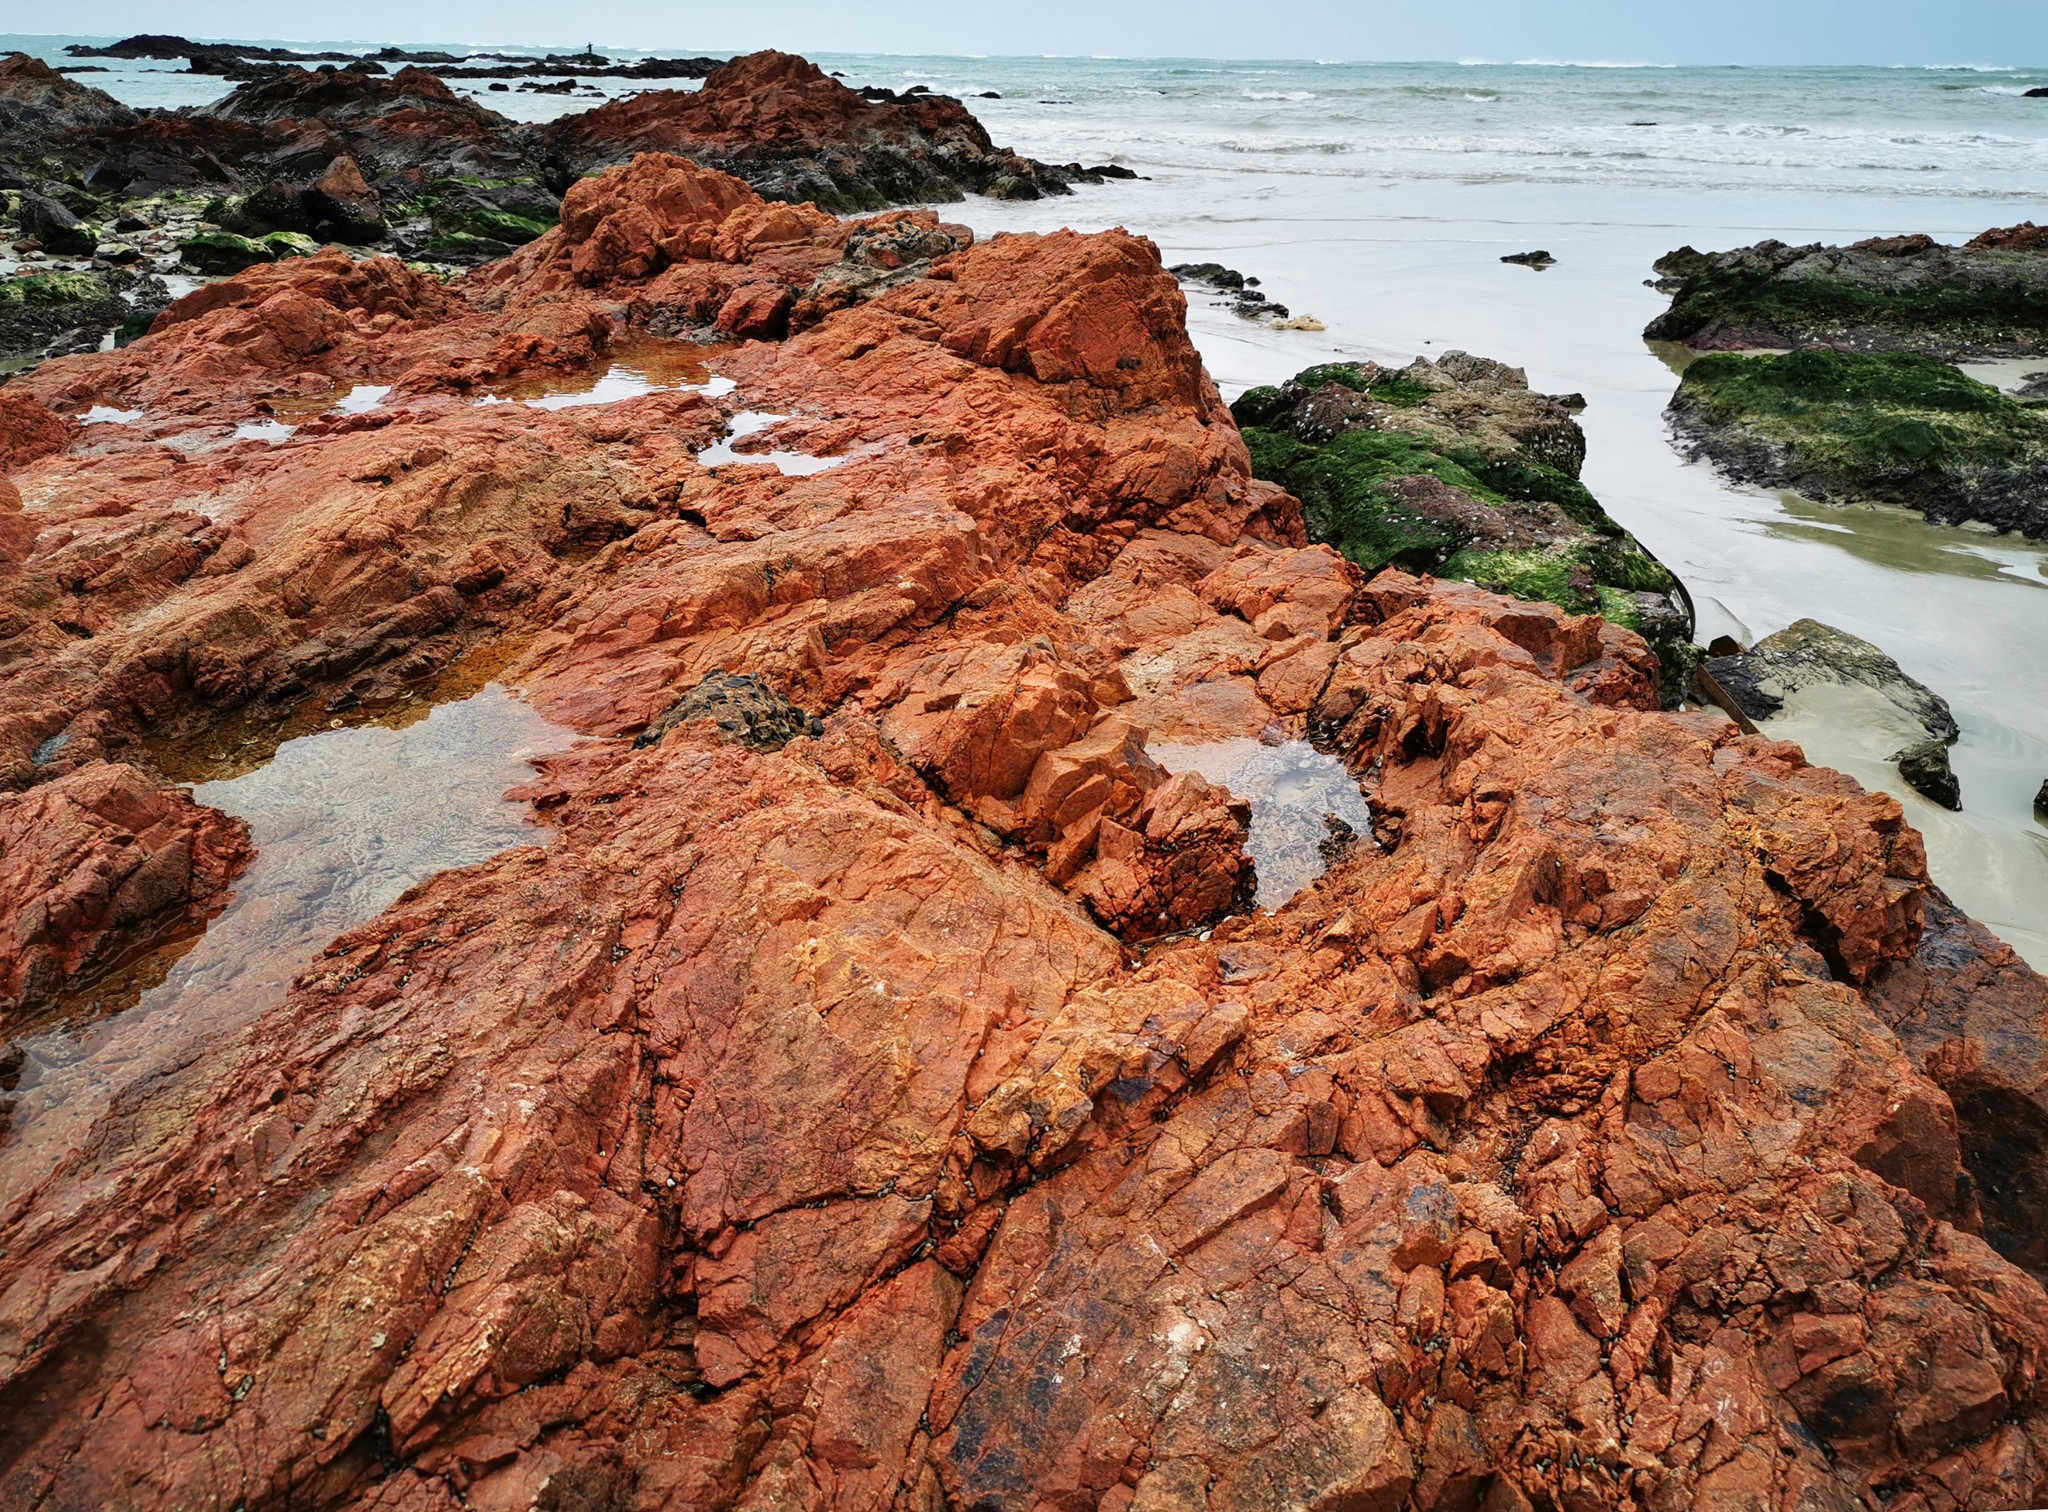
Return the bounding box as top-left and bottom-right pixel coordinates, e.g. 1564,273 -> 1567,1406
1670,349 -> 2048,539
0,267 -> 163,361
386,175 -> 562,263
178,229 -> 277,274
1645,230 -> 2048,360
1234,352 -> 1698,697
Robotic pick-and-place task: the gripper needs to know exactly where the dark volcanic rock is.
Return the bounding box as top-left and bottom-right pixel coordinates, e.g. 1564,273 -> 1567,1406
1704,619 -> 1966,808
0,268 -> 136,361
1897,736 -> 1963,810
538,49 -> 1090,211
14,190 -> 96,255
0,52 -> 135,135
234,153 -> 388,243
636,670 -> 822,750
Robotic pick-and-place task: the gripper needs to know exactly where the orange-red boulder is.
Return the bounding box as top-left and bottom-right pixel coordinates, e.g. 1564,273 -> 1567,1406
0,759 -> 249,1025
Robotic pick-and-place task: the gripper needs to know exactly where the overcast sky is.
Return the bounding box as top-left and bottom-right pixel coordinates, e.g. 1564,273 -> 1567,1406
34,0 -> 2048,66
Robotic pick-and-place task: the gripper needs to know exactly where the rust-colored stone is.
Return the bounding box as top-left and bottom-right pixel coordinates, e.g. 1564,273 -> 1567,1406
0,152 -> 2045,1512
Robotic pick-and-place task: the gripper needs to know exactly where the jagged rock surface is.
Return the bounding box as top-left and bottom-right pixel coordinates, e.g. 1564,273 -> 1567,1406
1,154 -> 2047,1512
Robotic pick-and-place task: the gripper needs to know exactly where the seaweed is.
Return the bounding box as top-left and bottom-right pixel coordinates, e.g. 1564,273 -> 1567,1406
1677,350 -> 2048,490
1238,359 -> 1699,702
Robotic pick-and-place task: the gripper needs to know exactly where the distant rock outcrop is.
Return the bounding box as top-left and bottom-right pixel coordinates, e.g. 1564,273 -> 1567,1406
538,50 -> 1100,210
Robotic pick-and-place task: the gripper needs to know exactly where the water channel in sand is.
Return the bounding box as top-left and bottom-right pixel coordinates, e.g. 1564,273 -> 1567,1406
0,685 -> 578,1206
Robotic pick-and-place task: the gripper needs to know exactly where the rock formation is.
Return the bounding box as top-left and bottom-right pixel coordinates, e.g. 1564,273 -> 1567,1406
0,46 -> 1108,308
1669,348 -> 2048,540
538,50 -> 1108,210
1702,619 -> 1965,809
1232,356 -> 1696,694
2,153 -> 2048,1511
1644,230 -> 2048,360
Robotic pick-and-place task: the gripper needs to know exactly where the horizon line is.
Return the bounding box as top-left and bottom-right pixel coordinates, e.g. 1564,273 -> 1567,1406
6,32 -> 2044,72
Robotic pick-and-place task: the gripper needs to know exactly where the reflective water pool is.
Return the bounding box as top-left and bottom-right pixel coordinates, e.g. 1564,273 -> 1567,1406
1149,738 -> 1372,911
0,684 -> 579,1203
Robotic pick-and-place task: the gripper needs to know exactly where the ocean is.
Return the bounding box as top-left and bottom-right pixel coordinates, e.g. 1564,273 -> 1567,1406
11,37 -> 2048,961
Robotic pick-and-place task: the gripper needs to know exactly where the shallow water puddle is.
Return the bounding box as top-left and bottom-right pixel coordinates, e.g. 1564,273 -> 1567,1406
499,365 -> 738,411
79,404 -> 144,425
0,684 -> 578,1202
1149,738 -> 1371,910
269,382 -> 394,423
231,418 -> 297,444
331,383 -> 392,416
472,336 -> 736,410
697,410 -> 847,475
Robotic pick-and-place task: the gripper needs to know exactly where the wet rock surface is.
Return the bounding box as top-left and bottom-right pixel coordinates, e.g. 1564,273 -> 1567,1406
0,152 -> 2046,1512
1645,228 -> 2048,359
1703,618 -> 1965,809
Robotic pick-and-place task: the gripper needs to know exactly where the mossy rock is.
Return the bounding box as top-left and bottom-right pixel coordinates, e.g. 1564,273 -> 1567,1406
180,232 -> 274,275
1646,239 -> 2048,359
1672,349 -> 2048,536
114,309 -> 157,345
260,231 -> 321,259
396,178 -> 560,250
457,207 -> 553,245
0,270 -> 110,307
1239,355 -> 1698,699
1288,363 -> 1433,407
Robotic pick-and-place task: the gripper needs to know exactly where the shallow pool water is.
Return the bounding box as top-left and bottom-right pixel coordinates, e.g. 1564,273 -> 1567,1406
79,405 -> 144,425
697,410 -> 848,475
0,684 -> 578,1203
331,383 -> 392,416
231,418 -> 296,444
1149,738 -> 1372,911
471,337 -> 736,410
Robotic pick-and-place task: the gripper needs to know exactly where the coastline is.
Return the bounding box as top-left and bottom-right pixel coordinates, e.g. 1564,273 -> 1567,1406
6,46 -> 2048,1510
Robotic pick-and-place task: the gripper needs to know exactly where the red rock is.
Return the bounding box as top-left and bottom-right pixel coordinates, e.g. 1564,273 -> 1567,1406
539,50 -> 1078,208
712,280 -> 794,339
0,760 -> 248,1025
0,149 -> 2046,1512
0,50 -> 137,132
1968,221 -> 2048,253
0,392 -> 73,474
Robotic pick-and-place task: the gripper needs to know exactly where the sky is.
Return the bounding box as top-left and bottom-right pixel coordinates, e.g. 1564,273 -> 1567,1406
30,0 -> 2048,65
